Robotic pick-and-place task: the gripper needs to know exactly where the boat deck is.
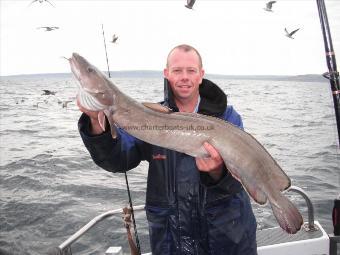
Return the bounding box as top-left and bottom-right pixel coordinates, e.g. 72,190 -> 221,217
257,221 -> 330,255
257,223 -> 323,246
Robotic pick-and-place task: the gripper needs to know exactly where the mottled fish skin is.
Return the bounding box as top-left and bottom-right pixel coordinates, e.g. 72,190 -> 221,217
69,53 -> 303,234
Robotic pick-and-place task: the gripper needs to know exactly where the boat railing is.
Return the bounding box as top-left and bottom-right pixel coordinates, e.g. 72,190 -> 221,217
47,205 -> 145,255
48,187 -> 330,255
287,186 -> 317,231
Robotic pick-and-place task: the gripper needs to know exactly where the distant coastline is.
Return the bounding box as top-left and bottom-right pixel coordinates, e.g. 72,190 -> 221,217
0,70 -> 326,83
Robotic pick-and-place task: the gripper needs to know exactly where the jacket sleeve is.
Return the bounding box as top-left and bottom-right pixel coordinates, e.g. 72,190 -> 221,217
200,106 -> 244,193
78,113 -> 147,173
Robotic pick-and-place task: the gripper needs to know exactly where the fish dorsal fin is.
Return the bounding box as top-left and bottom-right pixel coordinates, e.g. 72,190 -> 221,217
142,102 -> 172,113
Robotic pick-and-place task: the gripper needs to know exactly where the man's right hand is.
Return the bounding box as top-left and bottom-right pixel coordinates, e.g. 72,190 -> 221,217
76,98 -> 105,135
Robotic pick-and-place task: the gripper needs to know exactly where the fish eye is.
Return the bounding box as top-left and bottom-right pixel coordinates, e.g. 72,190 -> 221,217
87,67 -> 94,73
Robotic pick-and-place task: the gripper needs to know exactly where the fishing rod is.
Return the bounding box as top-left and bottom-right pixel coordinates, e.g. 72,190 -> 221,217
316,0 -> 340,238
316,0 -> 340,146
101,24 -> 111,78
101,24 -> 142,254
123,161 -> 142,255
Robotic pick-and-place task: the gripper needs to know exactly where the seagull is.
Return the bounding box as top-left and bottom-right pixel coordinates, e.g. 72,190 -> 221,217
264,1 -> 276,12
29,0 -> 55,7
33,101 -> 44,108
54,96 -> 74,108
42,89 -> 56,95
185,0 -> 196,9
111,34 -> 118,44
62,101 -> 73,108
37,26 -> 59,32
285,28 -> 300,39
57,100 -> 73,108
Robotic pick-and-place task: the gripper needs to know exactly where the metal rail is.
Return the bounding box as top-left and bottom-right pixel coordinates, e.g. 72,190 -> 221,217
48,205 -> 145,254
288,186 -> 316,231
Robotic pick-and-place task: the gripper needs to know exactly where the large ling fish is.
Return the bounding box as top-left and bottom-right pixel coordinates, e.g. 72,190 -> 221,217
69,53 -> 303,234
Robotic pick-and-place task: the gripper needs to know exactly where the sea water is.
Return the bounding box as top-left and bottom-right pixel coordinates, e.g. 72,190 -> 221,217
0,74 -> 339,254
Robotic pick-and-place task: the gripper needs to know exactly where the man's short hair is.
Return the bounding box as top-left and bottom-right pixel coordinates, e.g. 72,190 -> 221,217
166,44 -> 203,68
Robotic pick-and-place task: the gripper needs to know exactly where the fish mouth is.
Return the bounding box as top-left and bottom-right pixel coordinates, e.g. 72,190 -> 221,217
69,53 -> 101,82
69,52 -> 114,108
69,53 -> 84,81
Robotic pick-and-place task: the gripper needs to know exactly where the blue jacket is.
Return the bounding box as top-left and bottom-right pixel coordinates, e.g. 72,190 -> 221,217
78,79 -> 257,255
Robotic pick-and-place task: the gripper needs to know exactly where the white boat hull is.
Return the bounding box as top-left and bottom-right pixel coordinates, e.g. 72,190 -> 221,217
257,221 -> 329,255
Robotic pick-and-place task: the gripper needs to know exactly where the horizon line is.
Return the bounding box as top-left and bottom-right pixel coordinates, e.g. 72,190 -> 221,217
0,70 -> 325,78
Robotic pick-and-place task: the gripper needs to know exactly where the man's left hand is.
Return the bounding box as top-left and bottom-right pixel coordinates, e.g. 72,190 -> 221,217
196,142 -> 224,181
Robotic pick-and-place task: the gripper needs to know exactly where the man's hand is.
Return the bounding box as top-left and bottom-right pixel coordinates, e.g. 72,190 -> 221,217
76,97 -> 105,135
196,142 -> 224,181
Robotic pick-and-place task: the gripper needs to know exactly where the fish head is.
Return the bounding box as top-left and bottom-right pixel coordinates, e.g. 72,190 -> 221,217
69,53 -> 115,110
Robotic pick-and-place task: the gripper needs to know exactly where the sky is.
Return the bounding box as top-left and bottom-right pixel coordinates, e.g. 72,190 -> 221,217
1,0 -> 340,76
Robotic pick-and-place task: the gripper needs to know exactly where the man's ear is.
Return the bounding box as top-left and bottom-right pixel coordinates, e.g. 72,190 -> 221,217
163,68 -> 169,78
199,68 -> 205,84
200,68 -> 205,77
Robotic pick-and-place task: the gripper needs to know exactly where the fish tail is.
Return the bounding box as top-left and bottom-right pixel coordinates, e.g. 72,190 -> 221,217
270,192 -> 303,234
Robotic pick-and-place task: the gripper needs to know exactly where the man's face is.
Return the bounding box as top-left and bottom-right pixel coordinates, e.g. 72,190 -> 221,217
164,49 -> 205,101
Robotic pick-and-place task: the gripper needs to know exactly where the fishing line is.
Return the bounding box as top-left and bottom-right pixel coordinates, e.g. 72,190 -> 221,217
100,23 -> 141,254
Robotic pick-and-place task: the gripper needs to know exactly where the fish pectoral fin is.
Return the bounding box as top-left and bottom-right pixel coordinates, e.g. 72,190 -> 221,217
142,102 -> 172,113
103,112 -> 118,139
98,111 -> 117,139
110,125 -> 118,139
98,111 -> 107,132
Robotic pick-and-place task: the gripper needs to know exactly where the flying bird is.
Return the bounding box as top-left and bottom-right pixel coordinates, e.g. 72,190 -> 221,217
264,1 -> 276,12
37,26 -> 59,31
285,28 -> 300,39
111,34 -> 118,44
42,89 -> 56,95
29,0 -> 55,7
185,0 -> 196,9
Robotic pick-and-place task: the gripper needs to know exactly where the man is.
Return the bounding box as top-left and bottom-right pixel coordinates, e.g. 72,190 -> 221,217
77,44 -> 257,254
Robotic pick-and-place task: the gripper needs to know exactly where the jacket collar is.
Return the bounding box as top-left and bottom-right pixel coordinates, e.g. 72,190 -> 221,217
163,78 -> 227,117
